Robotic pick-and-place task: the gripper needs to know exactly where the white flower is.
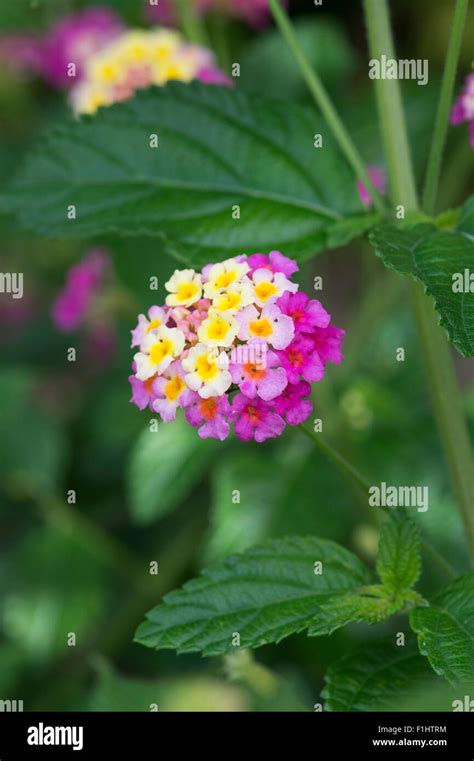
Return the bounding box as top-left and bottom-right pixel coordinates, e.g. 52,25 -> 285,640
197,308 -> 240,348
182,344 -> 231,398
211,279 -> 254,313
134,325 -> 185,380
204,258 -> 250,298
165,269 -> 202,307
250,268 -> 298,307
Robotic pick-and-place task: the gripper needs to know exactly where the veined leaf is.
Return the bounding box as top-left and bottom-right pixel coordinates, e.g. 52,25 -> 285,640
376,518 -> 421,596
135,535 -> 371,656
410,573 -> 474,684
322,639 -> 436,712
369,219 -> 474,356
5,82 -> 378,265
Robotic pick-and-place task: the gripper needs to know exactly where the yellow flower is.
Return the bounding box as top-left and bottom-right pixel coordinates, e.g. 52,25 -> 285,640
165,269 -> 203,308
198,308 -> 240,348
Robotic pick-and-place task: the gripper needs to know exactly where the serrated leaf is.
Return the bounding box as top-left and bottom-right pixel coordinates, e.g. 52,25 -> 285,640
410,573 -> 474,684
322,639 -> 435,712
369,220 -> 474,356
135,535 -> 371,656
5,82 -> 379,265
308,592 -> 396,637
127,417 -> 218,525
376,518 -> 421,595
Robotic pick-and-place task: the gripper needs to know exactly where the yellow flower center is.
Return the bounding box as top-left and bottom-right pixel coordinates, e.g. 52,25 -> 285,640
164,375 -> 186,401
166,64 -> 183,80
196,355 -> 218,381
249,318 -> 272,338
214,271 -> 237,289
206,318 -> 229,341
150,339 -> 173,365
177,282 -> 198,302
215,292 -> 241,311
255,281 -> 278,301
146,318 -> 161,334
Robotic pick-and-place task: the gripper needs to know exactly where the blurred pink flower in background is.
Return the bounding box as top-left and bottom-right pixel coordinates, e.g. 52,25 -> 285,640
451,73 -> 474,148
51,249 -> 110,333
357,165 -> 387,209
0,7 -> 123,88
146,0 -> 285,28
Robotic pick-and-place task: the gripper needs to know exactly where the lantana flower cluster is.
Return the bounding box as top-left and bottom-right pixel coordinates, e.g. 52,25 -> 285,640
129,253 -> 344,442
71,27 -> 229,115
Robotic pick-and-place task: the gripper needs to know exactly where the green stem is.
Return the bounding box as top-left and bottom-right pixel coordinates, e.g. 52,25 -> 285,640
363,0 -> 474,563
176,0 -> 209,46
299,426 -> 456,580
267,0 -> 387,214
422,0 -> 469,215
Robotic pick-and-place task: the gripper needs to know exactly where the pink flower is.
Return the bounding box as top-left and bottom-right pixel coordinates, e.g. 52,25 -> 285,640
451,74 -> 474,147
247,250 -> 299,278
169,298 -> 210,344
197,66 -> 233,87
185,392 -> 231,440
357,165 -> 387,209
277,291 -> 330,334
129,365 -> 160,411
312,325 -> 345,366
277,336 -> 325,385
51,249 -> 109,333
237,302 -> 294,349
152,361 -> 193,421
0,36 -> 44,75
230,394 -> 285,442
274,381 -> 313,425
39,8 -> 124,88
230,341 -> 287,401
131,306 -> 168,348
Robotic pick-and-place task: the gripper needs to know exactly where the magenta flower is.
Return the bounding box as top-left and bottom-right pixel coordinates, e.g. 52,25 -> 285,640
312,325 -> 345,366
51,249 -> 109,333
129,374 -> 159,411
277,291 -> 330,334
230,394 -> 285,442
451,74 -> 474,147
185,392 -> 231,440
277,335 -> 325,385
247,250 -> 299,278
197,66 -> 233,87
230,341 -> 287,401
357,165 -> 387,209
274,381 -> 313,425
39,8 -> 123,88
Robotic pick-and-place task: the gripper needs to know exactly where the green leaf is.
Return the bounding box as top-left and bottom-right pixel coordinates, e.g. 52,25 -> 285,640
457,195 -> 474,239
127,417 -> 218,525
369,221 -> 474,356
410,573 -> 474,684
0,368 -> 66,498
5,82 -> 378,265
240,17 -> 356,101
307,592 -> 396,637
135,535 -> 371,656
322,639 -> 435,711
376,518 -> 421,596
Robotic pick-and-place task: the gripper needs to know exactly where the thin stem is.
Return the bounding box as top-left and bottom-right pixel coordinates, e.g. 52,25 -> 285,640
363,0 -> 474,563
422,0 -> 469,215
267,0 -> 387,214
176,0 -> 209,46
299,425 -> 457,580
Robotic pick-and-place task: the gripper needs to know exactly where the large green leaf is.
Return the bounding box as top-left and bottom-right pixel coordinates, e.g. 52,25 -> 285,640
369,220 -> 474,357
5,82 -> 378,265
376,518 -> 421,596
135,535 -> 371,656
410,573 -> 474,684
127,417 -> 218,525
322,639 -> 435,712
